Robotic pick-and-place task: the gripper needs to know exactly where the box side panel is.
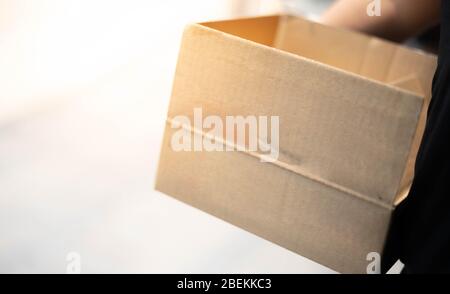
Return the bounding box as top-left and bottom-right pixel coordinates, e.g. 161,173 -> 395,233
386,47 -> 437,90
386,48 -> 437,198
169,24 -> 423,205
156,126 -> 391,274
273,16 -> 371,77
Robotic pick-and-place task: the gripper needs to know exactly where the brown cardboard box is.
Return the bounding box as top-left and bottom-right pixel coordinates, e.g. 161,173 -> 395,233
155,15 -> 437,273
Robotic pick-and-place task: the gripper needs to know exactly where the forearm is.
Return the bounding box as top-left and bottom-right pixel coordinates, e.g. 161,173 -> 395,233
321,0 -> 441,42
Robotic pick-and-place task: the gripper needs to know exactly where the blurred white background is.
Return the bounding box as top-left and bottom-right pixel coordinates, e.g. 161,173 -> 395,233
0,0 -> 336,273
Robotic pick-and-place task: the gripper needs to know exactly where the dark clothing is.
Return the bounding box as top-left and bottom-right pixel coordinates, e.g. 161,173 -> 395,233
382,1 -> 450,274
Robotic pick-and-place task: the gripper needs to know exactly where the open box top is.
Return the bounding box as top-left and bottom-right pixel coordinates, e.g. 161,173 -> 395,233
200,15 -> 437,205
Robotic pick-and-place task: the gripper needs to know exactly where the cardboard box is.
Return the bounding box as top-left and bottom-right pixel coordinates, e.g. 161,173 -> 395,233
155,15 -> 437,273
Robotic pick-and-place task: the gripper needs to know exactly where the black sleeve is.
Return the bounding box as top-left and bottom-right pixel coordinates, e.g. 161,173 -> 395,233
382,1 -> 450,274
